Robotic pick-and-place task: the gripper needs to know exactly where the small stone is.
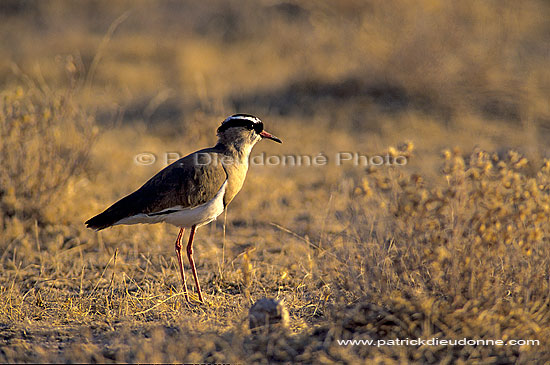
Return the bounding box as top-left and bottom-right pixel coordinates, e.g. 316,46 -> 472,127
249,298 -> 289,333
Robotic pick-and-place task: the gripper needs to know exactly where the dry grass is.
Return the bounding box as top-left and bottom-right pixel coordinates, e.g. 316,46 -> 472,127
1,0 -> 549,363
0,78 -> 97,225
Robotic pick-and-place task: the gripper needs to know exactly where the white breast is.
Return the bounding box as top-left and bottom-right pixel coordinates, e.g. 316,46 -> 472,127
114,180 -> 227,228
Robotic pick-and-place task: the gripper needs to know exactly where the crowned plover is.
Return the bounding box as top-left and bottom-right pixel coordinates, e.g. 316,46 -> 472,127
85,114 -> 282,302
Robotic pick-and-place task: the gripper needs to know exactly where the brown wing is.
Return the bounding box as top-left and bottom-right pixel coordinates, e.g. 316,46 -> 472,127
85,148 -> 227,230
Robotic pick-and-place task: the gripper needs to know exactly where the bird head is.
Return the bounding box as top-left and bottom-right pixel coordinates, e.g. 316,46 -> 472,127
217,114 -> 282,152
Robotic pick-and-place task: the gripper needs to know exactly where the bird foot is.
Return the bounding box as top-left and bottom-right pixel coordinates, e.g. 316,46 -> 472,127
184,292 -> 207,305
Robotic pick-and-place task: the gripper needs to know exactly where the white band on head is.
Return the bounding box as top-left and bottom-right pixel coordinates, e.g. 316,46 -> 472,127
224,115 -> 261,125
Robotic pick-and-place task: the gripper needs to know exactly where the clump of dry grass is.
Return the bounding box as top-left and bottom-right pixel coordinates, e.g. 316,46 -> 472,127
0,77 -> 97,227
350,145 -> 550,301
322,143 -> 550,361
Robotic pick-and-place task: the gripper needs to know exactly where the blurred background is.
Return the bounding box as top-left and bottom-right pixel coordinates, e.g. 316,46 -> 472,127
1,0 -> 549,362
1,0 -> 548,134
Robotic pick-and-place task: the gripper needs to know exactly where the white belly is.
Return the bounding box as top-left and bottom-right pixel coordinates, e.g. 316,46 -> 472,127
114,180 -> 227,228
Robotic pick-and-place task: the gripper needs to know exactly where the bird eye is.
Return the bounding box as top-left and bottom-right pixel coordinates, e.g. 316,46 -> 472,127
254,122 -> 264,134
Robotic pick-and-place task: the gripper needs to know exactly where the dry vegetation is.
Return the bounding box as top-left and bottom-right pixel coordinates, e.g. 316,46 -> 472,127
1,0 -> 549,363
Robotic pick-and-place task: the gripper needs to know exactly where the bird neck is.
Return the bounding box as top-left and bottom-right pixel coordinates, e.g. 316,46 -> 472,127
215,138 -> 255,163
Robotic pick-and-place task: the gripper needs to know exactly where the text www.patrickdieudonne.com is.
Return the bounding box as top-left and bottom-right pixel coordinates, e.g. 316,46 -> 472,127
336,338 -> 540,347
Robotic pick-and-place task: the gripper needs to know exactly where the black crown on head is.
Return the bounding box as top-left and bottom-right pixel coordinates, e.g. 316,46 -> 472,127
218,114 -> 264,134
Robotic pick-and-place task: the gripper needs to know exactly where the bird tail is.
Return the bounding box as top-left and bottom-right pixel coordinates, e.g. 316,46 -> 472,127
85,210 -> 118,231
85,197 -> 133,230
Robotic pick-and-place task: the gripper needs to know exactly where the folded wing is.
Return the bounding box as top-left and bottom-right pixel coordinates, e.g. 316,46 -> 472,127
85,149 -> 227,230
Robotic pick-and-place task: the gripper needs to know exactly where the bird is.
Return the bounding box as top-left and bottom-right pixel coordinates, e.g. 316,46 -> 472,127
85,114 -> 282,302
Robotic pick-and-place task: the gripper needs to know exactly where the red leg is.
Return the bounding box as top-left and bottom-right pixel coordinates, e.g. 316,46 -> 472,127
174,228 -> 189,302
187,225 -> 204,302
